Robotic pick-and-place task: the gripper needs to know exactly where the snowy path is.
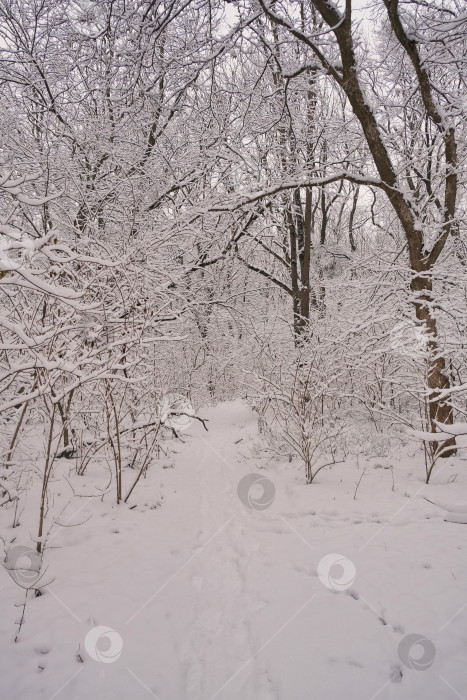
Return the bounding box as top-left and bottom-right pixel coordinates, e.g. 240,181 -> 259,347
1,401 -> 467,699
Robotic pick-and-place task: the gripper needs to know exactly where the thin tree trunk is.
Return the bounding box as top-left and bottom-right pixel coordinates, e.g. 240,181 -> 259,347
300,188 -> 312,327
285,202 -> 302,341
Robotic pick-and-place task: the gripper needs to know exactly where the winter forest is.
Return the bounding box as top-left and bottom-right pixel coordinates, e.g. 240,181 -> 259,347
1,0 -> 467,698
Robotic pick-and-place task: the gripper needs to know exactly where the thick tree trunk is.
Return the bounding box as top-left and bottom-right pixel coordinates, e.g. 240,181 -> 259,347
410,274 -> 456,456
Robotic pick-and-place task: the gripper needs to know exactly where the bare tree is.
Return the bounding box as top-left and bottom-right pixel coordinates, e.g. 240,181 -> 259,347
252,0 -> 465,456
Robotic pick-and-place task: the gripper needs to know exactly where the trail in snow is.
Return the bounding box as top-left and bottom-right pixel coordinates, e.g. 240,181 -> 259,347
1,400 -> 467,700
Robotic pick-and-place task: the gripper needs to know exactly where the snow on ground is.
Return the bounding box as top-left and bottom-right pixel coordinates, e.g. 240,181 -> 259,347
1,400 -> 467,700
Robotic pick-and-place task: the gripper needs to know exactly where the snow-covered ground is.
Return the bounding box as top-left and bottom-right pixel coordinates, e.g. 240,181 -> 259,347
1,400 -> 467,700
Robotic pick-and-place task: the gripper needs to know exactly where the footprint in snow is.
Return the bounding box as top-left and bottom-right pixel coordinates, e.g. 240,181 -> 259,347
34,647 -> 50,655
